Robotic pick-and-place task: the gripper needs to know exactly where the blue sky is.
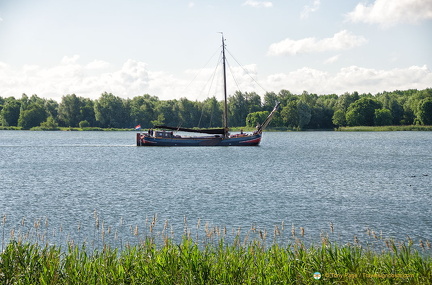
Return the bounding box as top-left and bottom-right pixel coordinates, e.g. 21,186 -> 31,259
0,0 -> 431,101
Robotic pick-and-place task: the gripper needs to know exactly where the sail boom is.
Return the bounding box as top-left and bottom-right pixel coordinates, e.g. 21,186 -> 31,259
153,125 -> 225,135
256,102 -> 280,134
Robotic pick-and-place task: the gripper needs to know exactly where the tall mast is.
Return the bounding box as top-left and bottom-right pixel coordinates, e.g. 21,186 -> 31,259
221,33 -> 229,138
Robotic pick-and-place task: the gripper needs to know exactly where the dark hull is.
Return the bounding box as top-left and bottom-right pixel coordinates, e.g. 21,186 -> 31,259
136,133 -> 261,146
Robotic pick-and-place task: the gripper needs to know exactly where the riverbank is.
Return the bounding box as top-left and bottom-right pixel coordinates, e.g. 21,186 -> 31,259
336,125 -> 432,131
0,126 -> 130,131
1,235 -> 431,284
2,125 -> 431,132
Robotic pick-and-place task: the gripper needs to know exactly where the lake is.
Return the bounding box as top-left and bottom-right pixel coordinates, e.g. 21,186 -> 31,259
1,130 -> 431,248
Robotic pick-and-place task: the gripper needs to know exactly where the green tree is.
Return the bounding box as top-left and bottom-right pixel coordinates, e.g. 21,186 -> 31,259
200,97 -> 223,128
152,100 -> 178,127
44,99 -> 59,120
79,120 -> 90,128
175,98 -> 200,128
263,92 -> 279,112
416,98 -> 432,125
278,89 -> 296,107
129,94 -> 158,128
19,94 -> 30,111
401,101 -> 416,125
246,111 -> 269,128
299,91 -> 317,107
151,114 -> 165,126
346,97 -> 382,126
58,94 -> 82,127
336,92 -> 360,112
1,97 -> 21,126
374,108 -> 393,126
281,100 -> 299,129
306,105 -> 334,129
401,89 -> 430,125
245,92 -> 262,114
332,109 -> 346,127
297,101 -> 311,129
94,92 -> 129,128
18,103 -> 47,129
316,94 -> 338,110
40,116 -> 59,130
80,98 -> 96,127
228,91 -> 248,127
377,93 -> 403,125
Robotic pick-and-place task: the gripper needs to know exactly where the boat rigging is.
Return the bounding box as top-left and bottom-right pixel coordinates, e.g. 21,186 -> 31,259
136,33 -> 279,147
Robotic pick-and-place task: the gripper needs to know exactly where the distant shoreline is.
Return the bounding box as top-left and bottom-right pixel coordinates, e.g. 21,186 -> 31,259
1,125 -> 431,132
335,125 -> 432,131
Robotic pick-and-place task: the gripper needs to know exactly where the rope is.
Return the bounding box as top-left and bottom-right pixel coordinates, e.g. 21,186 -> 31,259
225,47 -> 268,94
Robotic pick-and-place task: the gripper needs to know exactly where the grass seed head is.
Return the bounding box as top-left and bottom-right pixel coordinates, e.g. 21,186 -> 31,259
419,240 -> 425,249
274,225 -> 279,237
407,236 -> 413,246
34,219 -> 41,229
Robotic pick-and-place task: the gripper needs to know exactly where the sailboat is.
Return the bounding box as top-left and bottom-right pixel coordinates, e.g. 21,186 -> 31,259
136,34 -> 279,147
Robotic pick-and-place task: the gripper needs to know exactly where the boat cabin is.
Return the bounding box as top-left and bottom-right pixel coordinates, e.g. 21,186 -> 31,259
154,130 -> 174,138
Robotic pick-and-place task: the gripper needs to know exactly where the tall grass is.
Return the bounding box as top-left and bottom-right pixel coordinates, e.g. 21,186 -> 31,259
1,215 -> 431,284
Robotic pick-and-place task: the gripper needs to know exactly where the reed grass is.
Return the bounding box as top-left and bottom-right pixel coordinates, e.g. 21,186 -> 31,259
1,216 -> 431,284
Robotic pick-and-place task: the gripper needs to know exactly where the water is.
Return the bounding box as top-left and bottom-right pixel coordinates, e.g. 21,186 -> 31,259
1,130 -> 431,248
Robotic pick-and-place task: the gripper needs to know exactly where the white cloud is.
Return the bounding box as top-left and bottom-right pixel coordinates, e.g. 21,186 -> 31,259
242,1 -> 273,8
324,54 -> 340,64
346,0 -> 432,27
267,30 -> 367,56
86,60 -> 110,70
23,64 -> 40,74
301,0 -> 320,19
264,65 -> 432,94
183,63 -> 260,100
61,55 -> 80,65
0,57 -> 229,101
1,57 -> 431,102
266,68 -> 329,93
0,58 -> 152,101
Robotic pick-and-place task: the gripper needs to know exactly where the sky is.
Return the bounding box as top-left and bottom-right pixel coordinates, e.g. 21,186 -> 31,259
0,0 -> 431,102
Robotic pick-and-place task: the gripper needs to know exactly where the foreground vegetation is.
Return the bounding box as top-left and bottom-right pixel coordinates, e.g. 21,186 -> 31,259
1,237 -> 431,284
1,88 -> 431,131
1,215 -> 431,284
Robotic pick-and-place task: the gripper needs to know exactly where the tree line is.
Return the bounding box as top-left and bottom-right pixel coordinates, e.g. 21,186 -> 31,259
0,88 -> 431,130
